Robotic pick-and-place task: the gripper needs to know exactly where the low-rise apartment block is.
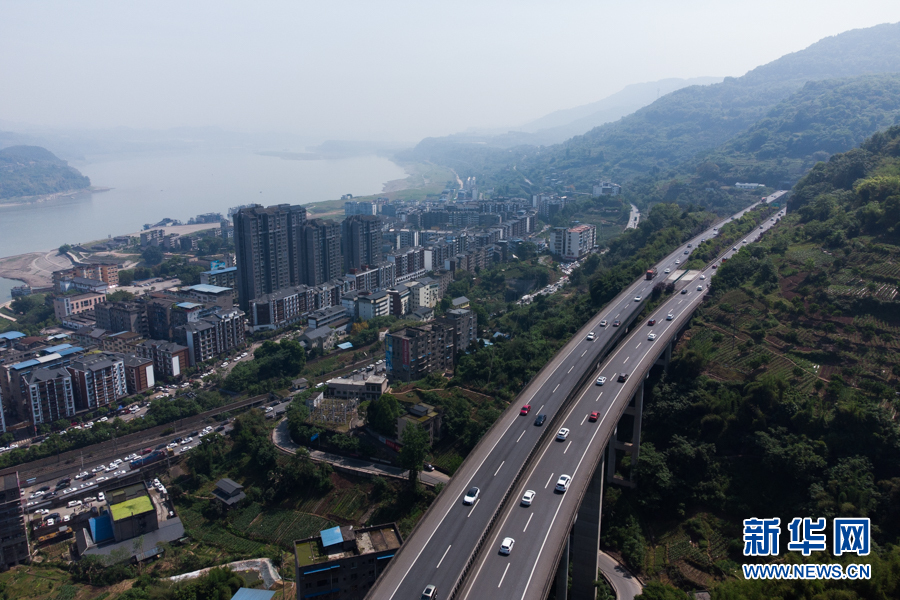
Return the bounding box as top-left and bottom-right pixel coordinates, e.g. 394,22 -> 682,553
294,524 -> 402,600
53,292 -> 106,321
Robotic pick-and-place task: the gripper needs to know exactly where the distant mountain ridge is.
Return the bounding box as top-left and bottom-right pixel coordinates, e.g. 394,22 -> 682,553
0,144 -> 91,200
404,21 -> 900,192
436,77 -> 723,149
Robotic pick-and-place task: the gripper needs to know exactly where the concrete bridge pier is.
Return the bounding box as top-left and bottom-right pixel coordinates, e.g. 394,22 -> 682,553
606,380 -> 644,487
654,339 -> 673,368
571,457 -> 606,599
556,530 -> 570,599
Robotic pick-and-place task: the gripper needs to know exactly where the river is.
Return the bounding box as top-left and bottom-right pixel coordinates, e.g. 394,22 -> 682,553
0,151 -> 406,302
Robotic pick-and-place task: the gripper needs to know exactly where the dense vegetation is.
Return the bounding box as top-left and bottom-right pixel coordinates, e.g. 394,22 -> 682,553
0,145 -> 90,199
402,24 -> 900,212
617,127 -> 900,597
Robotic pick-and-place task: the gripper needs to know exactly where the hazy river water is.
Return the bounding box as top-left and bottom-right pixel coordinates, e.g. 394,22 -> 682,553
0,151 -> 405,301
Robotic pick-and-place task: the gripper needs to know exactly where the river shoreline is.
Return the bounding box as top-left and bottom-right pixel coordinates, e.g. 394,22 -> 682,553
0,186 -> 112,208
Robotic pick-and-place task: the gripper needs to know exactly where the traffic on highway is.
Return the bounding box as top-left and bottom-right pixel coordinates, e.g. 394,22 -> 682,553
458,201 -> 786,599
369,193 -> 786,600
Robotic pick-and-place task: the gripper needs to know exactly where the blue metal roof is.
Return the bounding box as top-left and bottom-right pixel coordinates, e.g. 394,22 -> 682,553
0,331 -> 25,341
11,359 -> 39,370
176,302 -> 203,309
43,344 -> 73,354
320,526 -> 343,547
57,347 -> 84,357
336,342 -> 353,350
231,589 -> 276,600
89,513 -> 114,543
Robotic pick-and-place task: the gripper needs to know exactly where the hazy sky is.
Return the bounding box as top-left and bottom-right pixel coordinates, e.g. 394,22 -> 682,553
2,0 -> 899,143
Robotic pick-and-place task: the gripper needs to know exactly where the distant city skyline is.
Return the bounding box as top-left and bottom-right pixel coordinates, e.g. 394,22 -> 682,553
2,1 -> 899,143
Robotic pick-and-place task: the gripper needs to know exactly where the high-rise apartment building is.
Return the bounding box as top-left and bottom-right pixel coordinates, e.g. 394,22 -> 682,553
25,367 -> 76,425
67,353 -> 127,410
341,214 -> 382,272
0,473 -> 29,571
303,219 -> 342,286
233,204 -> 308,310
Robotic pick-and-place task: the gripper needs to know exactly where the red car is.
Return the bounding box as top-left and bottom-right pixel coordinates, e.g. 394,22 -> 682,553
589,411 -> 599,422
647,319 -> 656,326
520,405 -> 531,415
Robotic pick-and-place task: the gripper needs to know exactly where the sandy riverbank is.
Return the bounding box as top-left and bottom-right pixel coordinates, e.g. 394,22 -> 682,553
0,251 -> 73,288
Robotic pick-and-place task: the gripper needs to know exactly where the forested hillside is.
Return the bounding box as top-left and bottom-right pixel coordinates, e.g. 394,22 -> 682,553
402,22 -> 900,205
0,144 -> 91,199
604,127 -> 900,597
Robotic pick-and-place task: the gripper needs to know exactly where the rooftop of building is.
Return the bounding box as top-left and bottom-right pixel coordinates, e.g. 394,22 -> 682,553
110,495 -> 154,521
123,355 -> 153,367
451,296 -> 469,306
0,331 -> 26,341
1,473 -> 19,492
303,326 -> 335,340
294,524 -> 402,568
202,266 -> 237,275
185,284 -> 232,294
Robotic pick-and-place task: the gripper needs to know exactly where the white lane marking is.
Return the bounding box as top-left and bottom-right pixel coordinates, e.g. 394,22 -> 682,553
415,230 -> 729,599
564,441 -> 571,454
635,342 -> 642,349
524,513 -> 534,532
596,392 -> 603,401
615,313 -> 620,318
624,356 -> 629,363
553,384 -> 560,392
436,545 -> 451,568
568,366 -> 574,373
545,473 -> 554,488
582,350 -> 587,357
498,563 -> 510,588
385,377 -> 525,599
494,461 -> 505,477
516,430 -> 526,443
467,499 -> 480,518
580,414 -> 588,426
537,404 -> 544,413
519,386 -> 626,598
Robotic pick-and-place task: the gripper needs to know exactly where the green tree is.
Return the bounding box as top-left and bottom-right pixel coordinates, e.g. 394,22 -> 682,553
399,423 -> 430,485
141,245 -> 164,266
367,394 -> 403,437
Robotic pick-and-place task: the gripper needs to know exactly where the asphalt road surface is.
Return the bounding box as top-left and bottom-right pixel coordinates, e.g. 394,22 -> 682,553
368,197 -> 785,600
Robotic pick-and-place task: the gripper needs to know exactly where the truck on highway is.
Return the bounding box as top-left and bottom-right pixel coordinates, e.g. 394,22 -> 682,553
646,268 -> 657,280
129,448 -> 172,470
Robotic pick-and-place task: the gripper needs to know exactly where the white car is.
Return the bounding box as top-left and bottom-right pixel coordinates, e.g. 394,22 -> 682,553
96,476 -> 108,483
98,417 -> 108,422
586,332 -> 595,341
664,268 -> 671,274
556,428 -> 570,441
63,514 -> 71,522
634,295 -> 642,302
596,376 -> 606,386
675,260 -> 681,265
500,537 -> 515,555
74,472 -> 88,480
555,474 -> 572,492
463,487 -> 480,505
67,500 -> 82,508
521,490 -> 536,506
700,274 -> 706,280
599,320 -> 607,327
648,333 -> 657,341
181,437 -> 193,445
697,285 -> 703,291
666,313 -> 675,321
98,492 -> 105,502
